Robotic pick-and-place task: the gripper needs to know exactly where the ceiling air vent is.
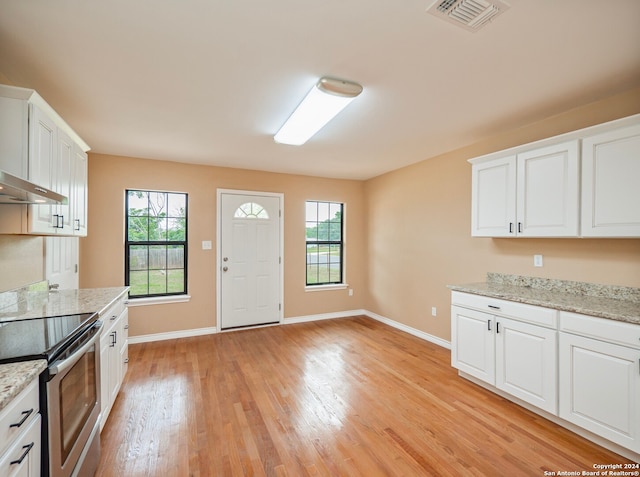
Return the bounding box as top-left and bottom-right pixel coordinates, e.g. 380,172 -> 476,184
427,0 -> 510,32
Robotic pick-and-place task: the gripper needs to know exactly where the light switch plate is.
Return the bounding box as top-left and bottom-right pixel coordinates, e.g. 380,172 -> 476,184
202,240 -> 212,250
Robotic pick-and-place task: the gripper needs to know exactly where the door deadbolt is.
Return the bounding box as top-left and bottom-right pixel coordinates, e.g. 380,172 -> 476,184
223,257 -> 228,262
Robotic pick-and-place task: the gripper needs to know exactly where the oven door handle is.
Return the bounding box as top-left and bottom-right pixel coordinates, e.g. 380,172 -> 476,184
49,321 -> 103,376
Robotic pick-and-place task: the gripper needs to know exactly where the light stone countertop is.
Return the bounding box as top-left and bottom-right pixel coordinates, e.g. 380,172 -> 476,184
0,360 -> 46,413
448,273 -> 640,325
0,287 -> 129,322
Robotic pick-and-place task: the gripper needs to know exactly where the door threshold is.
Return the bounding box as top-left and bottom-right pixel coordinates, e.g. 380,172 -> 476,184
220,321 -> 280,333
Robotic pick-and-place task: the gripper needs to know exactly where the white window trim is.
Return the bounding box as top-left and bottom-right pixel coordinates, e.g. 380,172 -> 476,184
305,284 -> 348,292
127,294 -> 191,307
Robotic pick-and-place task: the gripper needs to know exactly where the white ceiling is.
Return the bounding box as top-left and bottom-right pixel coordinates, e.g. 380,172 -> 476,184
1,0 -> 639,180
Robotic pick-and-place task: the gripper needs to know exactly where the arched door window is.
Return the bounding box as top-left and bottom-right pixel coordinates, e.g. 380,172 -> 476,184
234,202 -> 269,219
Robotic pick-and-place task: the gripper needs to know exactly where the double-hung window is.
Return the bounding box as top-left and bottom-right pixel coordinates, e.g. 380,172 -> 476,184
125,190 -> 188,298
305,201 -> 344,286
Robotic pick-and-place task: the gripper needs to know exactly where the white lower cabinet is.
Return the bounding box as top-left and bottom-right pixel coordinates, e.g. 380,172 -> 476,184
99,295 -> 129,431
559,312 -> 640,453
451,294 -> 558,414
496,317 -> 557,414
452,292 -> 640,457
451,306 -> 495,383
0,379 -> 41,477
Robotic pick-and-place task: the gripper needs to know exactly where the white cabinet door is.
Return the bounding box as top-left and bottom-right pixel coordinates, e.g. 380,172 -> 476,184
100,322 -> 120,430
471,155 -> 516,237
120,308 -> 129,378
496,317 -> 558,414
100,300 -> 128,430
99,331 -> 110,430
581,123 -> 640,237
559,332 -> 640,453
72,145 -> 88,236
0,96 -> 29,178
517,140 -> 579,237
54,128 -> 74,235
28,103 -> 57,234
451,306 -> 495,384
0,414 -> 41,477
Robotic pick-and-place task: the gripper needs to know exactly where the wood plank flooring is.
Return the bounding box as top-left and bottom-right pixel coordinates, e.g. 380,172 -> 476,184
95,316 -> 635,476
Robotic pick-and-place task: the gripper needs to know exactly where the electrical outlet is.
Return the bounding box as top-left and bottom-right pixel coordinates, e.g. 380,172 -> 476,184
431,307 -> 437,317
534,254 -> 543,267
348,289 -> 354,296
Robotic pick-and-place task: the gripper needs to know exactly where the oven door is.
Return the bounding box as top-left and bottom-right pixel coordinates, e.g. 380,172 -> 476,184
46,320 -> 103,477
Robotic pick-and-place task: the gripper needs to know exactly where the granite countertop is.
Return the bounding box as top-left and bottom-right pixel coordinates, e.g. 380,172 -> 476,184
0,286 -> 129,322
0,360 -> 46,413
448,273 -> 640,325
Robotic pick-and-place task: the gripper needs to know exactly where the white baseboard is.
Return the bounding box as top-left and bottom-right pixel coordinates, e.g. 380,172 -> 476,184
363,311 -> 451,350
128,326 -> 217,344
283,309 -> 368,324
128,310 -> 451,351
284,309 -> 450,350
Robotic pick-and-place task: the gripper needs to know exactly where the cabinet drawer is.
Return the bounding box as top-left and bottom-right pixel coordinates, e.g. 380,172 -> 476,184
101,298 -> 125,323
0,413 -> 41,477
560,311 -> 640,349
100,296 -> 126,335
0,379 -> 39,458
451,292 -> 557,328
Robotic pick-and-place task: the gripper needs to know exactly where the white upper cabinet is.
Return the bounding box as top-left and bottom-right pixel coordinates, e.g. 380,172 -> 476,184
470,114 -> 640,238
581,123 -> 640,237
471,140 -> 579,237
0,96 -> 28,178
28,103 -> 59,234
516,141 -> 579,237
471,155 -> 516,237
0,84 -> 90,236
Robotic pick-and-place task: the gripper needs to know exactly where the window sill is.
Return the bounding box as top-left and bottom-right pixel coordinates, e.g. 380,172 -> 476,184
127,295 -> 191,307
305,284 -> 349,292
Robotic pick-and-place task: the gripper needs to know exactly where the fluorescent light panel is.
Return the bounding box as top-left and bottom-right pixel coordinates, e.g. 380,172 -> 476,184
274,77 -> 363,146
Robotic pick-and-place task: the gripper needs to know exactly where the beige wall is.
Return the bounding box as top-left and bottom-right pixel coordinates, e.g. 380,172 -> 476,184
364,87 -> 640,342
0,236 -> 44,291
80,155 -> 366,336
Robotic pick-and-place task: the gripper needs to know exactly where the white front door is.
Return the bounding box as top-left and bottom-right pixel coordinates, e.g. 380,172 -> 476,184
219,191 -> 282,330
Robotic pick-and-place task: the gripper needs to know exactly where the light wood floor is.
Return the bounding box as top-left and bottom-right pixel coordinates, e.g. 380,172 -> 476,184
96,316 -> 634,476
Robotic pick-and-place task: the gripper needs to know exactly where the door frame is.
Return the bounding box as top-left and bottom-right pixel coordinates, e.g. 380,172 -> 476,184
216,189 -> 284,331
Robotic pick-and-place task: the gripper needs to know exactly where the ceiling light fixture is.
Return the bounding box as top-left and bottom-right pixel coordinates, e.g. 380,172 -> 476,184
274,77 -> 363,146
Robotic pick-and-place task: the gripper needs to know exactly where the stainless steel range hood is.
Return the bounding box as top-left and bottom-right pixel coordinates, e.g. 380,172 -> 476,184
0,169 -> 67,205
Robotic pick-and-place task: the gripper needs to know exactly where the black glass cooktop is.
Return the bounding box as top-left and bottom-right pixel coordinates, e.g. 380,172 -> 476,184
0,312 -> 98,364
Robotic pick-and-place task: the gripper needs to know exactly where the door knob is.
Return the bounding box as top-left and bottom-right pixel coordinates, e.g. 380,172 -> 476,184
223,266 -> 228,272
